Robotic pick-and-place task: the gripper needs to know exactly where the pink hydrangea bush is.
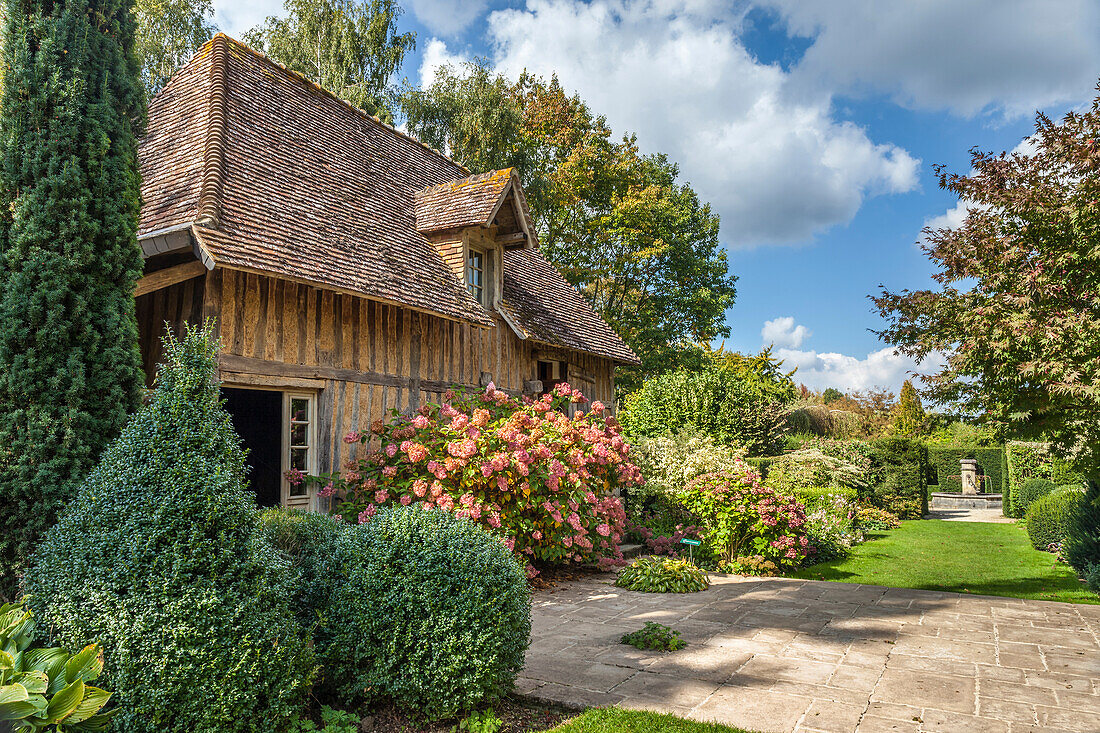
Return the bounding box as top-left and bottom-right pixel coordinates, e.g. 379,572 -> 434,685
297,382 -> 642,575
674,462 -> 810,573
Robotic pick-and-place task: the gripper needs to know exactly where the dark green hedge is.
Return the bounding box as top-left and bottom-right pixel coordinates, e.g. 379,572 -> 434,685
865,439 -> 930,520
25,327 -> 316,733
1006,442 -> 1084,499
927,447 -> 1005,494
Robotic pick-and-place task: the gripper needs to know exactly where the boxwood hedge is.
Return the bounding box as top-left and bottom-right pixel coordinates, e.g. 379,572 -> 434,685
260,505 -> 531,719
25,325 -> 317,733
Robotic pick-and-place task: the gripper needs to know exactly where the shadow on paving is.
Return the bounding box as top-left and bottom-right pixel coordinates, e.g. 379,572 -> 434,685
520,572 -> 1100,733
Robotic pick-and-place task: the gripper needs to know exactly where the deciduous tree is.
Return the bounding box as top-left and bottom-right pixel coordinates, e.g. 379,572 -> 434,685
402,62 -> 737,389
246,0 -> 414,123
873,86 -> 1100,577
135,0 -> 217,97
0,0 -> 147,599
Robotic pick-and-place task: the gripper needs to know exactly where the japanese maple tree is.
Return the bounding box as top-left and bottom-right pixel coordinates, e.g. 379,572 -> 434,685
873,86 -> 1100,479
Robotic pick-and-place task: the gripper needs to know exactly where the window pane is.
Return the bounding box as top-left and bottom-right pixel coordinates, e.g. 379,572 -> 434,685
290,447 -> 308,471
291,398 -> 309,422
290,422 -> 308,446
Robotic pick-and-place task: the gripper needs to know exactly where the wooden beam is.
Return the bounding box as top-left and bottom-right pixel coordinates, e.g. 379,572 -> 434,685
135,261 -> 207,298
495,231 -> 527,245
218,353 -> 525,399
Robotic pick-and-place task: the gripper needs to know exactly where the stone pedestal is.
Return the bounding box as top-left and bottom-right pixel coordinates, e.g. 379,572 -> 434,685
960,458 -> 979,495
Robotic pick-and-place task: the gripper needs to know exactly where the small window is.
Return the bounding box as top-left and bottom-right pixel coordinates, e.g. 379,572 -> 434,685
467,249 -> 485,304
284,393 -> 316,499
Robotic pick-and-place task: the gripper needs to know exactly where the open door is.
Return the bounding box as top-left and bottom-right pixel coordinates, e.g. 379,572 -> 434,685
222,387 -> 283,507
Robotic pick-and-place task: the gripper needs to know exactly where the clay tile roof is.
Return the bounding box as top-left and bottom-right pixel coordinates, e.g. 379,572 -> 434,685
501,249 -> 640,365
138,34 -> 634,363
139,34 -> 493,327
414,168 -> 514,233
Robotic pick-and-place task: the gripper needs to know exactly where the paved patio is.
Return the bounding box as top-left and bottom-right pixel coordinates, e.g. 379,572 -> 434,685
520,573 -> 1100,733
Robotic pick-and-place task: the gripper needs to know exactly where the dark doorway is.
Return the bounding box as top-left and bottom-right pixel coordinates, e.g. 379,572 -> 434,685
223,387 -> 283,507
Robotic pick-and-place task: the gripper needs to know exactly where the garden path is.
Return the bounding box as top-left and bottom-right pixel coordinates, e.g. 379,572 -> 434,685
923,506 -> 1015,523
521,573 -> 1100,733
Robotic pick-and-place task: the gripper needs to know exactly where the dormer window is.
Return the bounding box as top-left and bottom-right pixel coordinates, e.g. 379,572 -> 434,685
467,248 -> 485,304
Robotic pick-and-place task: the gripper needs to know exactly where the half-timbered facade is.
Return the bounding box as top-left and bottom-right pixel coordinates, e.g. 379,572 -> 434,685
135,35 -> 638,511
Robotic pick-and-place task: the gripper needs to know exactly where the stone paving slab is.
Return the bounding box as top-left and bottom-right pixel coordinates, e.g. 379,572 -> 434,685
521,573 -> 1100,733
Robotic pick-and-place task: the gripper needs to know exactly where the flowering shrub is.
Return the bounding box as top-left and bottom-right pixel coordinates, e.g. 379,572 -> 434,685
854,505 -> 901,531
672,462 -> 810,572
803,508 -> 861,563
624,517 -> 705,556
629,432 -> 744,498
299,383 -> 641,574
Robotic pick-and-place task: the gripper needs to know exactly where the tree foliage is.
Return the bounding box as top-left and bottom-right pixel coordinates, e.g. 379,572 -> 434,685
246,0 -> 414,123
0,0 -> 146,600
890,379 -> 926,438
135,0 -> 216,97
873,87 -> 1100,477
401,62 -> 737,389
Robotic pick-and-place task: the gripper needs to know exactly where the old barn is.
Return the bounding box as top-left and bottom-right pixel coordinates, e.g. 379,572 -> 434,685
135,35 -> 638,511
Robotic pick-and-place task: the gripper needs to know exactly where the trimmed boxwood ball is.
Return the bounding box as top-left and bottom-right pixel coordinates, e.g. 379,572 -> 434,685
258,507 -> 346,621
1025,489 -> 1084,550
331,506 -> 530,718
1014,478 -> 1057,517
24,325 -> 317,733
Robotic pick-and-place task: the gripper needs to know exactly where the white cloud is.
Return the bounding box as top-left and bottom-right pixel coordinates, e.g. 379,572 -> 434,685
418,38 -> 472,88
406,0 -> 490,36
481,0 -> 919,246
767,0 -> 1100,118
919,135 -> 1039,242
761,316 -> 811,349
777,346 -> 944,394
921,200 -> 971,242
213,0 -> 283,37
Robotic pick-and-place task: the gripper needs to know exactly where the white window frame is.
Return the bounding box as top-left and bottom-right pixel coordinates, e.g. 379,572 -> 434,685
282,392 -> 318,508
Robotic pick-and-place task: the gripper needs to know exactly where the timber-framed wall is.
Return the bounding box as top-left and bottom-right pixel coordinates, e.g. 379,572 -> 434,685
136,267 -> 618,479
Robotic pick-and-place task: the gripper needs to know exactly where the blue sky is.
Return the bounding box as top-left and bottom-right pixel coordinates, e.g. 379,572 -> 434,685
212,0 -> 1100,393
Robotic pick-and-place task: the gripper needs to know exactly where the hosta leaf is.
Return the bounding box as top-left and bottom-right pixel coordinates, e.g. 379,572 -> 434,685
64,646 -> 103,685
12,671 -> 47,695
0,650 -> 13,672
64,686 -> 111,724
45,679 -> 84,723
67,708 -> 118,732
22,648 -> 67,676
0,684 -> 28,705
0,699 -> 40,721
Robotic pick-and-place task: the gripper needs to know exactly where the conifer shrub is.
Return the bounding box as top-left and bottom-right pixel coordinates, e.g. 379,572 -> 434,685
1013,478 -> 1057,518
0,0 -> 147,601
1064,480 -> 1100,583
321,506 -> 531,719
1025,489 -> 1084,550
24,325 -> 317,733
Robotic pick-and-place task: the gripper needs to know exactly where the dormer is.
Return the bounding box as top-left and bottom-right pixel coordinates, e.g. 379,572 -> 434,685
414,168 -> 535,309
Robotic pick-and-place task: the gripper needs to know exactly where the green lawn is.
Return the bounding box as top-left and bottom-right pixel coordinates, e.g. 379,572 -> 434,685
791,519 -> 1098,604
549,708 -> 753,733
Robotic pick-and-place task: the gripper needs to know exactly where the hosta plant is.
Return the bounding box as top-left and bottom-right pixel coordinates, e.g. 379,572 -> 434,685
620,622 -> 686,651
300,382 -> 641,575
0,601 -> 113,731
615,557 -> 709,593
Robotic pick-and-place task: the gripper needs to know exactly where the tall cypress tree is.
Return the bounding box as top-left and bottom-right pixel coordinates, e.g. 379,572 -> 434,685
0,0 -> 146,599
